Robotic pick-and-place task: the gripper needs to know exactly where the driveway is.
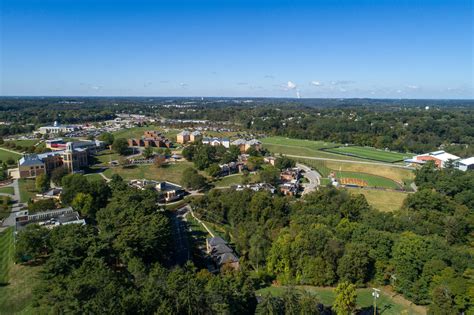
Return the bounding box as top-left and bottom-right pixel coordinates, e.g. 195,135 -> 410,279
0,179 -> 24,232
297,163 -> 321,195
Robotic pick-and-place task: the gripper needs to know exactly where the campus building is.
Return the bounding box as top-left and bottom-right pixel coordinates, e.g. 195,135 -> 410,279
18,142 -> 89,178
38,121 -> 80,135
231,139 -> 262,153
128,130 -> 172,148
407,150 -> 460,168
202,137 -> 230,148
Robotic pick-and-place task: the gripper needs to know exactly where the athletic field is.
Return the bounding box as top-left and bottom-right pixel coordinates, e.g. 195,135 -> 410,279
325,146 -> 411,163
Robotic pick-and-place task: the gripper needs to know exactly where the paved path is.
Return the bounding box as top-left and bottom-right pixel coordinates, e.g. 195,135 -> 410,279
286,154 -> 415,169
0,179 -> 24,232
0,147 -> 23,155
296,163 -> 321,195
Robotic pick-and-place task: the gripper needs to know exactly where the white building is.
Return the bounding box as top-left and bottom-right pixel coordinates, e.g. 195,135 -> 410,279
38,121 -> 80,135
456,157 -> 474,171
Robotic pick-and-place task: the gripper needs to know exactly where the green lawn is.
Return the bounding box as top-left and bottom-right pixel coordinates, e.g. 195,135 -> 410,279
103,161 -> 193,184
0,227 -> 43,314
257,286 -> 425,315
349,188 -> 409,212
213,173 -> 258,188
11,140 -> 40,147
326,146 -> 411,163
0,148 -> 22,162
18,179 -> 37,203
0,186 -> 14,195
112,126 -> 181,142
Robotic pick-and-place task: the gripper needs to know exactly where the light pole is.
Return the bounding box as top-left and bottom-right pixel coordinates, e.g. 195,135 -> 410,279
372,288 -> 380,315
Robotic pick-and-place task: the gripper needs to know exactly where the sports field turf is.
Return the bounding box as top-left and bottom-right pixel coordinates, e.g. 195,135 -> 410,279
335,171 -> 401,189
257,286 -> 425,315
349,188 -> 408,212
296,158 -> 414,184
325,146 -> 411,163
261,137 -> 364,161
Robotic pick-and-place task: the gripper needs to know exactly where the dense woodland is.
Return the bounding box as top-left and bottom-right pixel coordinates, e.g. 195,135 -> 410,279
13,161 -> 473,314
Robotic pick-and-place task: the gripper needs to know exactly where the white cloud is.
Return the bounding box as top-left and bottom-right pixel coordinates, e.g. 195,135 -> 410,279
296,90 -> 301,98
406,85 -> 419,90
287,81 -> 297,89
331,80 -> 355,85
179,82 -> 188,87
311,81 -> 322,86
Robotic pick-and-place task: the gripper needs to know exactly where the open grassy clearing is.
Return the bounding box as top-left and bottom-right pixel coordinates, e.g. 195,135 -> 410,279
103,161 -> 193,184
18,179 -> 37,203
0,148 -> 21,162
0,227 -> 14,284
326,146 -> 411,163
111,125 -> 180,141
349,188 -> 409,212
0,186 -> 14,195
11,140 -> 40,147
261,136 -> 340,149
257,286 -> 425,315
213,173 -> 259,187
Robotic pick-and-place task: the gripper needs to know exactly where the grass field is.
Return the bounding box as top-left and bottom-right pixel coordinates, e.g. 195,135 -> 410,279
112,125 -> 181,141
257,286 -> 425,315
349,188 -> 408,212
335,171 -> 401,189
103,161 -> 193,183
0,227 -> 42,314
11,140 -> 40,147
326,146 -> 411,163
0,148 -> 21,162
213,173 -> 258,187
0,186 -> 14,195
261,137 -> 365,161
18,179 -> 37,203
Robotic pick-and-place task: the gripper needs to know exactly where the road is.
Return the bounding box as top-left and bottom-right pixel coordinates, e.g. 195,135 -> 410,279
170,205 -> 191,265
286,154 -> 414,169
297,163 -> 321,195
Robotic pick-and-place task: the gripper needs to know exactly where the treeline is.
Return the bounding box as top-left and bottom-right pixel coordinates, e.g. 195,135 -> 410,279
14,175 -> 258,314
192,165 -> 473,313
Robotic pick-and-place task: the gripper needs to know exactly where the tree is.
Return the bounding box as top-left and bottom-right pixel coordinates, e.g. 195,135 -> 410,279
112,138 -> 129,155
333,281 -> 357,315
72,192 -> 94,218
15,224 -> 50,262
50,167 -> 68,186
98,132 -> 114,146
337,243 -> 372,285
259,166 -> 280,186
207,163 -> 221,178
181,167 -> 207,190
142,146 -> 154,159
154,155 -> 166,168
274,156 -> 296,170
35,173 -> 50,193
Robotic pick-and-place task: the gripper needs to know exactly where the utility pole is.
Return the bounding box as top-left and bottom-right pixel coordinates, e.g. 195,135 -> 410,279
372,288 -> 380,315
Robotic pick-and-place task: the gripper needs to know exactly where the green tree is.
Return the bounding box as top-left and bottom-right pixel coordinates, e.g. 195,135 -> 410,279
15,224 -> 50,262
142,146 -> 154,159
35,173 -> 50,193
98,132 -> 115,146
50,166 -> 68,186
112,138 -> 129,155
333,281 -> 357,315
71,192 -> 94,218
181,167 -> 207,190
259,166 -> 280,186
207,163 -> 221,178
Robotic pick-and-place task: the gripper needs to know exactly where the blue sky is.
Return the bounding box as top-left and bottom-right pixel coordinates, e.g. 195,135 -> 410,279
1,0 -> 472,98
